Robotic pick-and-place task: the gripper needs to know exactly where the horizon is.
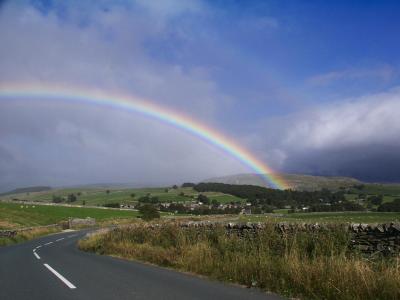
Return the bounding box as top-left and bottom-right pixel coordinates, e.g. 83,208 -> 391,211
3,171 -> 398,194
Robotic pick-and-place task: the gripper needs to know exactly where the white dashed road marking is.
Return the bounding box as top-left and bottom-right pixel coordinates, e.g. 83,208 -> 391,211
44,264 -> 77,289
33,234 -> 80,288
33,251 -> 40,260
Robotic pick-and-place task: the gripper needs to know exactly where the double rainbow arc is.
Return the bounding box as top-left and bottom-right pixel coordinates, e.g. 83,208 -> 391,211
0,84 -> 289,190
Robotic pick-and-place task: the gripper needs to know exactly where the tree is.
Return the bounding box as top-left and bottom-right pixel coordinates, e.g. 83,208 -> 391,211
368,195 -> 383,206
211,199 -> 219,207
139,204 -> 160,221
52,195 -> 63,203
150,196 -> 159,203
378,199 -> 400,212
172,185 -> 178,189
106,190 -> 110,194
181,182 -> 196,188
130,193 -> 136,198
67,193 -> 77,202
197,194 -> 210,205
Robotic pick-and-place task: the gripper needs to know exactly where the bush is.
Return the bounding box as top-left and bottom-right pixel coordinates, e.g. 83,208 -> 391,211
67,193 -> 77,202
52,195 -> 63,203
197,194 -> 209,204
378,199 -> 400,212
103,202 -> 120,208
368,195 -> 383,206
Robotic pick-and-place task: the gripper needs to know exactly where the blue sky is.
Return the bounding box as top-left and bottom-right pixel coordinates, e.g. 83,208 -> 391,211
1,0 -> 400,190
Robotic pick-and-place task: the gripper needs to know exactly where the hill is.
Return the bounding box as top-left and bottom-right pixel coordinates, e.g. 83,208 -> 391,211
203,173 -> 362,191
0,186 -> 242,207
0,186 -> 52,196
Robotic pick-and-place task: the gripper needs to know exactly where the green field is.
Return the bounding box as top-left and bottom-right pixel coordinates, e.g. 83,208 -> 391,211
0,186 -> 242,206
347,183 -> 400,198
0,202 -> 139,229
239,211 -> 400,223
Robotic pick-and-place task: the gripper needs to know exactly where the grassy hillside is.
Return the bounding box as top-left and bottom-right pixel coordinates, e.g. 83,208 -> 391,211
0,186 -> 242,206
348,183 -> 400,195
0,186 -> 51,196
204,173 -> 361,191
0,202 -> 139,229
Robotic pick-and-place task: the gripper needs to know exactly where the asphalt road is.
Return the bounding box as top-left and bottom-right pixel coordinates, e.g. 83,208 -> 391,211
0,230 -> 284,300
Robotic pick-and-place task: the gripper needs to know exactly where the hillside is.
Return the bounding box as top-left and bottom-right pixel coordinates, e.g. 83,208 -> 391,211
203,173 -> 362,191
0,186 -> 242,207
0,186 -> 52,196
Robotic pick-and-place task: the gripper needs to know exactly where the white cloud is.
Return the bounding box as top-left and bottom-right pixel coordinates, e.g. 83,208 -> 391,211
282,88 -> 400,150
308,65 -> 395,86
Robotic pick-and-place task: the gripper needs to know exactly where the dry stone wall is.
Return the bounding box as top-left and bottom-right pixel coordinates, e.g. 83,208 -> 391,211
181,221 -> 400,256
0,217 -> 97,238
0,223 -> 60,238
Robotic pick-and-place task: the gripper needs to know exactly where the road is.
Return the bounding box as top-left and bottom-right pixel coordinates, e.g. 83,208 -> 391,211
0,230 -> 283,300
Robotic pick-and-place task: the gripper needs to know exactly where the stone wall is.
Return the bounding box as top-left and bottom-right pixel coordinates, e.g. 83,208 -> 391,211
181,221 -> 400,256
68,217 -> 96,228
0,223 -> 60,238
0,218 -> 97,238
348,223 -> 400,255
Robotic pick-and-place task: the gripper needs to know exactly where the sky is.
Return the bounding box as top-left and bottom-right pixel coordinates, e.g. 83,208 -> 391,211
1,0 -> 400,191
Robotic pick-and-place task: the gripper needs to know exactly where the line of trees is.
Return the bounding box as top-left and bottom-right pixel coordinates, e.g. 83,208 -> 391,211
378,199 -> 400,212
194,183 -> 347,208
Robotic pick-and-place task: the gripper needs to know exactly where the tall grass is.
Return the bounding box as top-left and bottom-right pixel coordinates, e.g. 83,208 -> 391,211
79,223 -> 400,299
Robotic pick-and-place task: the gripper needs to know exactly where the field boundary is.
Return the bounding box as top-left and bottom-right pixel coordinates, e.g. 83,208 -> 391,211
0,223 -> 61,238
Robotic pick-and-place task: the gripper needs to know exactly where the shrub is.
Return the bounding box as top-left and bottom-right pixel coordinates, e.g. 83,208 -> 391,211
378,199 -> 400,212
67,193 -> 77,202
52,195 -> 63,203
103,202 -> 120,208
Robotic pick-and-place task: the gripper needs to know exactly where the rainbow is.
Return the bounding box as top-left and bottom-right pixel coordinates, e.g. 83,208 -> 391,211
0,83 -> 289,190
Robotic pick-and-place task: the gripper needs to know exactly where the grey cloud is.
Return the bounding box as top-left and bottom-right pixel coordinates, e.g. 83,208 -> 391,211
0,1 -> 224,120
258,88 -> 400,182
0,1 -> 248,191
0,100 -> 248,191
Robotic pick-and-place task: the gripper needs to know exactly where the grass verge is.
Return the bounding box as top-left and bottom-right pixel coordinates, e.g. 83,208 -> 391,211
0,226 -> 61,247
79,223 -> 400,300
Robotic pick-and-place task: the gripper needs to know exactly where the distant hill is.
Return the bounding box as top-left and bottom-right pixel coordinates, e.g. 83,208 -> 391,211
203,173 -> 362,191
0,186 -> 52,196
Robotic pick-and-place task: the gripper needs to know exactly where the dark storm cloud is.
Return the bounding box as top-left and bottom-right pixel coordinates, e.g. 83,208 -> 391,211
259,88 -> 400,182
283,145 -> 400,182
